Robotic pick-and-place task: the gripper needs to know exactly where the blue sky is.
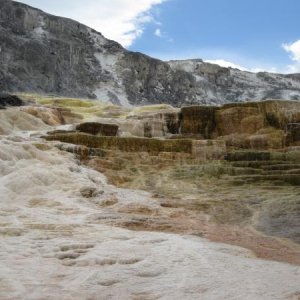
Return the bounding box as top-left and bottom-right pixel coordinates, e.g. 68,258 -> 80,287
18,0 -> 300,73
129,0 -> 300,72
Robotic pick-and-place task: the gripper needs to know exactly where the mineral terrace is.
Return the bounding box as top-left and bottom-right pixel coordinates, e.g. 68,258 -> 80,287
0,94 -> 299,299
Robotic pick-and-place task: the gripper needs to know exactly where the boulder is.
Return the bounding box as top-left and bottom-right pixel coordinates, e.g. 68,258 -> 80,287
0,93 -> 23,108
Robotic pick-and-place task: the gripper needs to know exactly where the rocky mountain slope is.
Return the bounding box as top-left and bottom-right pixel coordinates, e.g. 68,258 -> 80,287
1,0 -> 300,107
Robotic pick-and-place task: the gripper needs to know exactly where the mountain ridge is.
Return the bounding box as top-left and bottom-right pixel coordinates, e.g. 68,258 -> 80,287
1,0 -> 300,106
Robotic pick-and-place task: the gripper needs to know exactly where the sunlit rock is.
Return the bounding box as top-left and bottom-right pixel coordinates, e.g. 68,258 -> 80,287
20,106 -> 65,125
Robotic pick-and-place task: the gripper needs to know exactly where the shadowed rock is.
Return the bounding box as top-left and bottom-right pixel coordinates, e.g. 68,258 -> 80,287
287,123 -> 300,145
180,106 -> 219,138
0,93 -> 23,108
76,122 -> 118,136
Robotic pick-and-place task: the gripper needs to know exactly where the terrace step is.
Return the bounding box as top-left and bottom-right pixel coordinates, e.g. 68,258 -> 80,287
230,161 -> 291,168
225,151 -> 272,161
262,169 -> 300,175
261,164 -> 300,171
229,174 -> 300,185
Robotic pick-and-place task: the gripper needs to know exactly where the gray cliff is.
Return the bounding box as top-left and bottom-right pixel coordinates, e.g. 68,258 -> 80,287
1,0 -> 300,106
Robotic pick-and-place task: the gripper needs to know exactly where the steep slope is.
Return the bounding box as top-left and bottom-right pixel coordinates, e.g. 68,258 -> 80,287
1,0 -> 300,106
0,0 -> 128,104
168,60 -> 300,104
0,0 -> 197,107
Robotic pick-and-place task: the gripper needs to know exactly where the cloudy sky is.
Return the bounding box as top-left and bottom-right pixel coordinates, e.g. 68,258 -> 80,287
18,0 -> 300,73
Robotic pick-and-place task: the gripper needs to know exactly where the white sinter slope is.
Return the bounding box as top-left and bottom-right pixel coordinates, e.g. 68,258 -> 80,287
0,108 -> 299,300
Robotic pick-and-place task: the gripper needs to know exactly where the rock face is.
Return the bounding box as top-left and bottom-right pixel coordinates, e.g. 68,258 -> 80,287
176,100 -> 300,150
168,60 -> 300,104
76,122 -> 119,136
180,106 -> 218,138
1,0 -> 300,106
113,100 -> 300,150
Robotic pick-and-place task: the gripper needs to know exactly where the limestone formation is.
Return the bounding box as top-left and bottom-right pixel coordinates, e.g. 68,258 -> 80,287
43,100 -> 300,157
76,122 -> 119,136
45,133 -> 195,154
1,2 -> 300,298
1,94 -> 300,300
20,106 -> 65,125
287,123 -> 300,145
180,106 -> 218,138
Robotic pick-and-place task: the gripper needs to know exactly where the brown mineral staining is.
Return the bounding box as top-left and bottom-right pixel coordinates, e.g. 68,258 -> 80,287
76,122 -> 119,136
41,99 -> 300,266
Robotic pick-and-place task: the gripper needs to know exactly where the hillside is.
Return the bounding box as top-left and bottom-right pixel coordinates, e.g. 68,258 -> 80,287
1,0 -> 300,107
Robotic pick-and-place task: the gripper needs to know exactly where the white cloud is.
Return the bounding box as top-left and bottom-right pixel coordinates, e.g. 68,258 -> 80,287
205,59 -> 248,71
285,64 -> 300,73
18,0 -> 167,47
204,59 -> 279,73
154,28 -> 163,37
154,27 -> 173,42
250,67 -> 278,73
282,40 -> 300,61
282,40 -> 300,73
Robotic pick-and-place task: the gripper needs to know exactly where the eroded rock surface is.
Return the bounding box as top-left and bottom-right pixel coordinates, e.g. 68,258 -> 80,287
0,100 -> 300,299
1,0 -> 300,106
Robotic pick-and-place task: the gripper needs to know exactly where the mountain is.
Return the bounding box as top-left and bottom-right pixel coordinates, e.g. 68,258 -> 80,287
1,0 -> 300,107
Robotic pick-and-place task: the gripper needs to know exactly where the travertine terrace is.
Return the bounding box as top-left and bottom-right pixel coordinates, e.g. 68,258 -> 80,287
1,94 -> 299,299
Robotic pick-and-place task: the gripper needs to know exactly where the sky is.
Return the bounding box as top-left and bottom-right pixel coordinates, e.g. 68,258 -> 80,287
17,0 -> 300,73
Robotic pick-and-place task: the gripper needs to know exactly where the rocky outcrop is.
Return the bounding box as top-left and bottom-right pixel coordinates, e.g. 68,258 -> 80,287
180,106 -> 218,138
176,100 -> 300,150
1,0 -> 300,106
0,0 -> 116,100
0,93 -> 23,108
76,122 -> 119,136
168,60 -> 300,104
110,100 -> 300,150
